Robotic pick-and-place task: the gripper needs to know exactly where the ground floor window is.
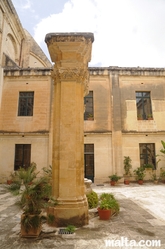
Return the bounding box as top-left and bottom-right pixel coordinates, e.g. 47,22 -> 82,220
84,144 -> 94,182
139,143 -> 156,169
14,144 -> 31,170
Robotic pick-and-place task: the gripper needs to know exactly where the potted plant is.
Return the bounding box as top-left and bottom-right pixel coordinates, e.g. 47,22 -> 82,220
123,156 -> 132,185
87,113 -> 94,120
143,163 -> 154,170
109,174 -> 121,186
147,114 -> 153,120
98,193 -> 119,220
133,167 -> 146,185
7,178 -> 13,185
8,163 -> 53,237
160,168 -> 165,183
137,114 -> 142,120
150,171 -> 159,184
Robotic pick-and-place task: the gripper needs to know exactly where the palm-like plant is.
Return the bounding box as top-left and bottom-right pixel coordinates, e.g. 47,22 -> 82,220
8,163 -> 54,236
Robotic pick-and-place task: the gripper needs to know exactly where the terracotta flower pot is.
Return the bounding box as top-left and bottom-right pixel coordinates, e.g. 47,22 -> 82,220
124,179 -> 130,185
7,180 -> 12,185
98,208 -> 111,220
138,180 -> 143,185
110,181 -> 116,186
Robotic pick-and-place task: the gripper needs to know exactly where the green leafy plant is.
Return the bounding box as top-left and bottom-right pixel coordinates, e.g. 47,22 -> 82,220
65,225 -> 76,233
123,156 -> 132,176
150,171 -> 159,181
143,163 -> 154,169
86,191 -> 99,209
8,163 -> 55,234
99,192 -> 119,213
109,174 -> 121,182
137,114 -> 142,120
147,114 -> 153,119
99,193 -> 115,200
99,198 -> 119,212
133,167 -> 146,180
88,113 -> 93,118
160,168 -> 165,181
156,140 -> 165,163
160,140 -> 165,155
7,182 -> 21,195
21,214 -> 41,233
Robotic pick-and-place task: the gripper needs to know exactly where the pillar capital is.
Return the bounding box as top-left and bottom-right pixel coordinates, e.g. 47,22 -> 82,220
45,32 -> 94,96
51,67 -> 89,95
45,32 -> 94,67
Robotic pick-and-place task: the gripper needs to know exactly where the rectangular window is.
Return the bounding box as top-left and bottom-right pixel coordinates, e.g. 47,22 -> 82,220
84,144 -> 94,182
139,143 -> 156,169
14,144 -> 31,170
84,91 -> 94,120
136,92 -> 153,120
18,92 -> 34,116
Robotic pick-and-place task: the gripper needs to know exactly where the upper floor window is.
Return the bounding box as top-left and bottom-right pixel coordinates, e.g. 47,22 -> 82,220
84,91 -> 94,120
18,92 -> 34,116
139,143 -> 156,169
136,92 -> 153,120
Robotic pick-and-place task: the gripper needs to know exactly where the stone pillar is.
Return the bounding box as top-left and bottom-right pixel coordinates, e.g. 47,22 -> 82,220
45,33 -> 94,226
111,74 -> 123,176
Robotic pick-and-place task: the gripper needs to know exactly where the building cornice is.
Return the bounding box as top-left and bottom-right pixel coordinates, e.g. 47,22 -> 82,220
3,67 -> 52,76
89,66 -> 165,76
45,32 -> 94,44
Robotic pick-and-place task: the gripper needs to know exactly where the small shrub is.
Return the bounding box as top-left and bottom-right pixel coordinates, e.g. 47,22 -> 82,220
123,156 -> 132,176
99,192 -> 120,213
65,225 -> 76,233
109,174 -> 121,181
99,193 -> 115,200
7,182 -> 20,195
86,191 -> 99,209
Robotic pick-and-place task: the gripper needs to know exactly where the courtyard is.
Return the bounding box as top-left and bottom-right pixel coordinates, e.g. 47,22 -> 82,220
0,182 -> 165,249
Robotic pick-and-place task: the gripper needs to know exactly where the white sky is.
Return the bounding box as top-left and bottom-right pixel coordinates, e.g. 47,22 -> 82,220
12,0 -> 165,67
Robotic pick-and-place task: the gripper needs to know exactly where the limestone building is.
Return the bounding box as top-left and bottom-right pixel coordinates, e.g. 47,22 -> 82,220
0,0 -> 165,183
84,67 -> 165,183
0,0 -> 52,182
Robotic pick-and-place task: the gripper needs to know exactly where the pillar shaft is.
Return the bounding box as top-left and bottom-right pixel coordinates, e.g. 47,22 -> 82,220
45,33 -> 94,226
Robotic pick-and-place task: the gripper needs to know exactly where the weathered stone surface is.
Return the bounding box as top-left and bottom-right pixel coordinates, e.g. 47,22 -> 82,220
45,33 -> 94,226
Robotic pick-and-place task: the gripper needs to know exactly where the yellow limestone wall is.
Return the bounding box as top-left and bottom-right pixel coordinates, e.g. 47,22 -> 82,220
0,70 -> 52,182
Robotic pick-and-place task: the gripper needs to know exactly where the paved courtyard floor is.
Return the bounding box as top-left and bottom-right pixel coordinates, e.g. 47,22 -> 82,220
0,182 -> 165,249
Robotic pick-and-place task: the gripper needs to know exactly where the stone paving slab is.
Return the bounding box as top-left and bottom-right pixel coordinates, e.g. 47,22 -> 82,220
0,183 -> 165,248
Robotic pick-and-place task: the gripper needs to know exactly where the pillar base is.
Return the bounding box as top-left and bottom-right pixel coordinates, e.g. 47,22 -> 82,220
48,197 -> 89,227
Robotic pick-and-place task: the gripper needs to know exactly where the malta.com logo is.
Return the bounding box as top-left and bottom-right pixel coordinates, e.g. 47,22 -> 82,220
105,237 -> 161,247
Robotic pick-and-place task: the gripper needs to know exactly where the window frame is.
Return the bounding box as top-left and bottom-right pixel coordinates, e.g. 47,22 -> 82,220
136,91 -> 153,120
18,91 -> 34,116
84,144 -> 94,182
14,144 -> 31,170
84,91 -> 94,120
139,143 -> 156,169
